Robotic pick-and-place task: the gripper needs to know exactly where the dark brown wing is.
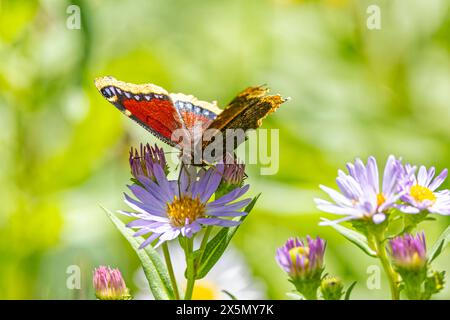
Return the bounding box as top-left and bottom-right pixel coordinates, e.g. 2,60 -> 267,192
202,86 -> 286,151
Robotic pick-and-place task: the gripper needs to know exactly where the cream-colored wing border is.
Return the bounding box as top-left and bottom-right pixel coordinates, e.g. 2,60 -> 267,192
94,76 -> 169,95
170,93 -> 222,115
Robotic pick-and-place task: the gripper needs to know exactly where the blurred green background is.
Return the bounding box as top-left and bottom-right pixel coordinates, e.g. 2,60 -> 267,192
0,0 -> 449,299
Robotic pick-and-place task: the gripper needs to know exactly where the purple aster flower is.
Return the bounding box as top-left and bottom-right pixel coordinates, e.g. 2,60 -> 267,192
398,165 -> 450,215
129,143 -> 167,180
389,233 -> 427,271
120,164 -> 251,248
220,153 -> 246,187
315,155 -> 405,225
93,266 -> 131,300
276,236 -> 326,280
215,153 -> 246,198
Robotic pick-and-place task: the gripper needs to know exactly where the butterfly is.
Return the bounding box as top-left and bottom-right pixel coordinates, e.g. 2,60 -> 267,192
94,76 -> 286,163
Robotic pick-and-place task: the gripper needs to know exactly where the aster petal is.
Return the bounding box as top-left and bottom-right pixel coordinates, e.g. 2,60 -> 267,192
314,200 -> 363,216
429,169 -> 448,191
429,206 -> 450,215
148,224 -> 174,233
207,198 -> 251,212
318,215 -> 355,226
429,193 -> 450,215
126,220 -> 165,228
178,165 -> 193,195
382,155 -> 400,195
209,184 -> 250,206
128,184 -> 164,210
133,228 -> 153,237
372,213 -> 386,224
138,175 -> 172,203
319,185 -> 353,207
417,166 -> 428,186
354,158 -> 368,186
183,221 -> 202,238
337,173 -> 363,198
346,162 -> 356,177
199,169 -> 223,202
206,209 -> 248,217
336,177 -> 355,200
153,164 -> 175,200
397,204 -> 421,214
191,168 -> 212,197
138,232 -> 161,249
424,167 -> 436,187
361,200 -> 375,214
154,229 -> 181,248
123,193 -> 168,219
197,217 -> 241,227
378,193 -> 403,212
116,210 -> 135,217
367,156 -> 380,193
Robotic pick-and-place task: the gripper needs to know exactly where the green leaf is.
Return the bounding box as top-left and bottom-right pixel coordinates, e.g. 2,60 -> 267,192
102,207 -> 174,300
222,290 -> 238,300
344,281 -> 357,300
429,225 -> 450,262
321,218 -> 377,257
195,193 -> 261,279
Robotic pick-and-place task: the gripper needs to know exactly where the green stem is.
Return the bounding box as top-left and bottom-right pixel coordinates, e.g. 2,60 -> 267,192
161,242 -> 180,300
195,226 -> 213,268
293,276 -> 320,300
373,234 -> 400,300
302,291 -> 318,300
183,237 -> 196,300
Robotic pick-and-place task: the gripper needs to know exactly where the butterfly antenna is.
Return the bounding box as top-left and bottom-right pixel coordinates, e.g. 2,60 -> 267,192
177,161 -> 184,197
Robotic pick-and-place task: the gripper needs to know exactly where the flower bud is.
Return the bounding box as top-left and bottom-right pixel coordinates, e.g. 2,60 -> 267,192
389,232 -> 427,272
93,266 -> 131,300
216,153 -> 246,197
129,143 -> 167,181
389,232 -> 430,299
276,236 -> 326,299
320,276 -> 344,300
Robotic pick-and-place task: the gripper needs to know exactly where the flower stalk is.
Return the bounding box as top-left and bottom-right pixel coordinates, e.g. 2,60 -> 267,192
183,237 -> 196,300
372,233 -> 400,300
162,242 -> 180,300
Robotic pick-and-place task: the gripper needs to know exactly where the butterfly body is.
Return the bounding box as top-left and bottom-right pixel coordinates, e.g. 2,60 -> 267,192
95,76 -> 286,162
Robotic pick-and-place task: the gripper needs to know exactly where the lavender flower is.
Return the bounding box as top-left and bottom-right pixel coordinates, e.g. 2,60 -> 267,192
276,236 -> 326,279
389,233 -> 427,271
121,164 -> 251,249
216,153 -> 246,197
276,236 -> 326,300
389,233 -> 445,300
315,155 -> 404,225
398,165 -> 450,215
129,143 -> 167,180
221,154 -> 246,187
93,266 -> 131,300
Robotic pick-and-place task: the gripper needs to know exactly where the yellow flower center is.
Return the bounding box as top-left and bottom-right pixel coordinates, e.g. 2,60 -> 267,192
166,195 -> 205,227
191,280 -> 219,300
376,193 -> 386,208
289,247 -> 310,267
410,185 -> 436,203
411,252 -> 425,268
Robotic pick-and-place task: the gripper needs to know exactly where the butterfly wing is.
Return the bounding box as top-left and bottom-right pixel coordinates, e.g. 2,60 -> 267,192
203,86 -> 286,149
95,76 -> 184,147
170,93 -> 222,135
